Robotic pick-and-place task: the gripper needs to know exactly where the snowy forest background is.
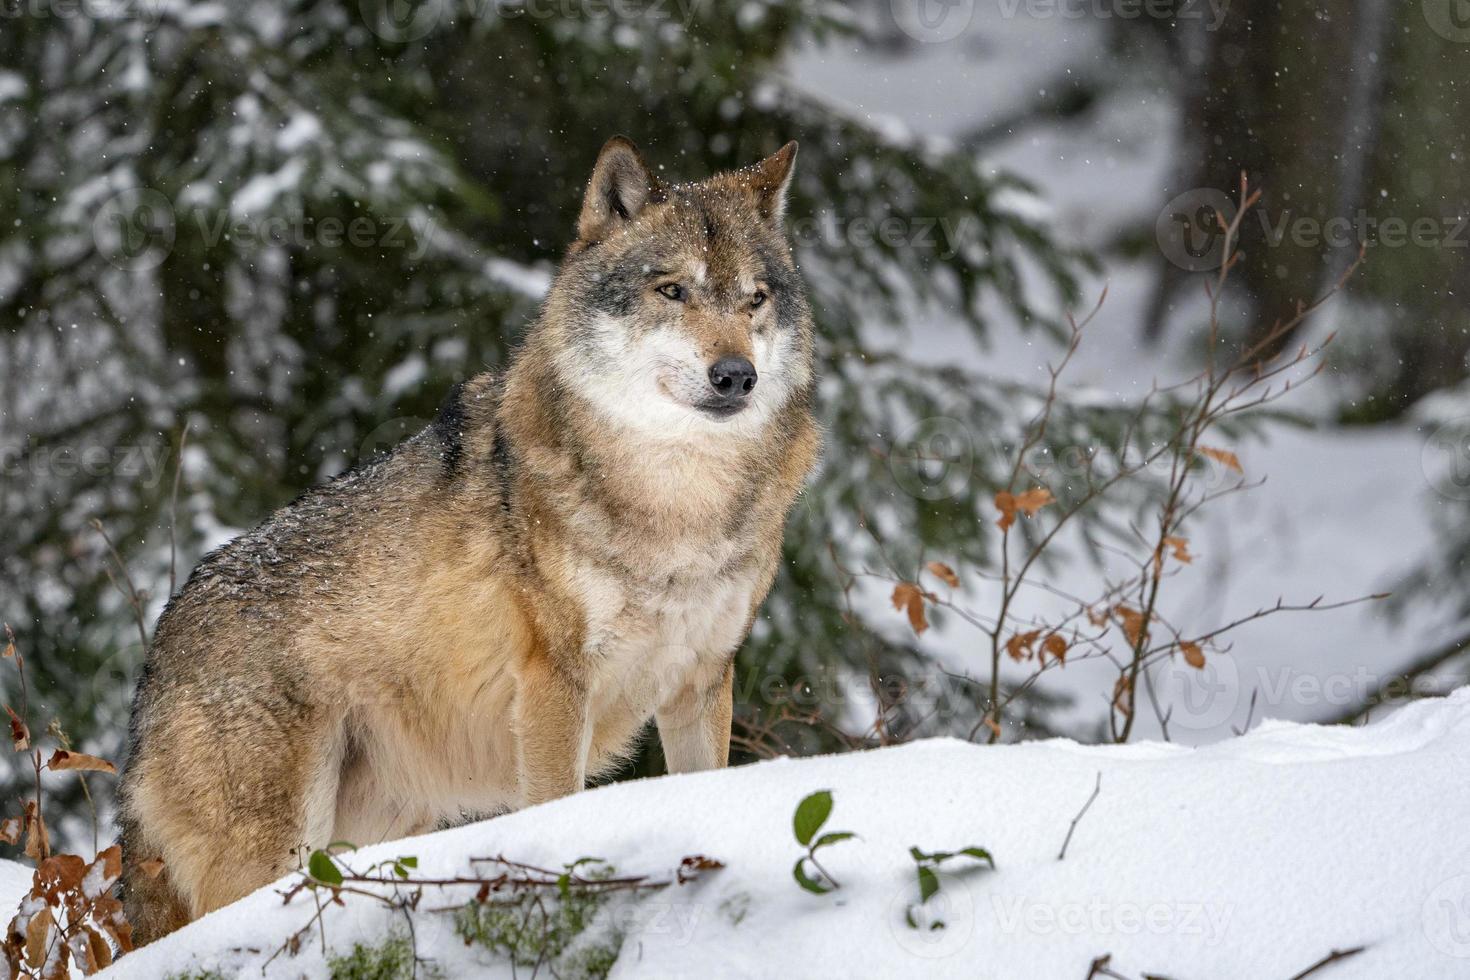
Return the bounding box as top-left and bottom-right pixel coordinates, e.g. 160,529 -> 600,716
3,0 -> 1469,846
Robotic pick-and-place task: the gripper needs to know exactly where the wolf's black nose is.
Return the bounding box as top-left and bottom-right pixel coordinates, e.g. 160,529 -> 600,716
709,357 -> 757,397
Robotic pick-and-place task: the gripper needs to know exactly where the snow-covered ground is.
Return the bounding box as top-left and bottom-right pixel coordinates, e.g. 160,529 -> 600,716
787,4 -> 1455,742
5,688 -> 1467,977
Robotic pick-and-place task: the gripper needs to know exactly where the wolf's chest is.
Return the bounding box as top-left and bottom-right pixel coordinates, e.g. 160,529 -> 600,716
576,561 -> 755,708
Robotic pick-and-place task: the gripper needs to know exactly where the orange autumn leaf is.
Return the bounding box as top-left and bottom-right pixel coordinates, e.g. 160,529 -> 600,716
891,582 -> 930,635
46,749 -> 116,775
995,486 -> 1054,531
1180,640 -> 1206,670
1005,629 -> 1042,662
1115,606 -> 1148,647
23,799 -> 48,860
1112,675 -> 1134,716
1199,446 -> 1243,474
1042,633 -> 1069,665
1153,535 -> 1194,575
925,560 -> 960,588
5,704 -> 28,752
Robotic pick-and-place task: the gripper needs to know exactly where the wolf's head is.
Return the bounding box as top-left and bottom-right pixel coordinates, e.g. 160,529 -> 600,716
542,137 -> 813,440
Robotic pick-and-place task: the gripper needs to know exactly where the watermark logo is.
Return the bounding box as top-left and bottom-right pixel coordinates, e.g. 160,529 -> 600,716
1153,652 -> 1239,731
890,0 -> 975,43
1423,417 -> 1470,501
1156,188 -> 1236,272
1423,0 -> 1470,43
359,0 -> 442,42
93,188 -> 176,271
889,874 -> 974,957
1424,874 -> 1470,958
888,417 -> 977,501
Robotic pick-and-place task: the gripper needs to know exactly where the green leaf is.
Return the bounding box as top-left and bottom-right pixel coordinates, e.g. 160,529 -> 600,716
307,850 -> 343,887
792,857 -> 832,895
812,831 -> 855,851
793,790 -> 833,846
916,865 -> 940,903
955,846 -> 995,869
397,856 -> 418,869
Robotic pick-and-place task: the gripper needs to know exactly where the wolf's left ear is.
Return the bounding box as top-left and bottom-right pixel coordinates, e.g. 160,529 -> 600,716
746,141 -> 798,225
577,136 -> 663,244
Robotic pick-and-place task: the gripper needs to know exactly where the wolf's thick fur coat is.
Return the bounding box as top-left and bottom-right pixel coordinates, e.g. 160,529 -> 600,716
117,138 -> 819,942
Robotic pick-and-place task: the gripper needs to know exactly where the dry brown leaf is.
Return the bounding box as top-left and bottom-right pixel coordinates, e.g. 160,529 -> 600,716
90,845 -> 123,890
925,561 -> 960,588
0,817 -> 18,845
1112,675 -> 1134,716
46,750 -> 117,775
22,800 -> 48,861
24,906 -> 53,969
84,925 -> 113,971
1003,629 -> 1038,662
1014,487 -> 1054,515
1198,446 -> 1243,474
1164,536 -> 1193,564
5,705 -> 28,752
994,491 -> 1017,531
37,854 -> 86,899
1042,633 -> 1069,665
995,487 -> 1054,531
1180,641 -> 1206,670
1115,606 -> 1148,648
891,582 -> 929,635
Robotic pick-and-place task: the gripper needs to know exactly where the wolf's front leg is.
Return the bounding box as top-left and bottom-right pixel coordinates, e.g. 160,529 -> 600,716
655,658 -> 734,774
514,653 -> 590,807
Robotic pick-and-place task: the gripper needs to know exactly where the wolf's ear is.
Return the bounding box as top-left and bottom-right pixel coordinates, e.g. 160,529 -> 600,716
577,136 -> 663,244
746,141 -> 798,225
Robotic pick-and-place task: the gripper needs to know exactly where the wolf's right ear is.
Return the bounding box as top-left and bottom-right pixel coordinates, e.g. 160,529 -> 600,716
576,136 -> 663,245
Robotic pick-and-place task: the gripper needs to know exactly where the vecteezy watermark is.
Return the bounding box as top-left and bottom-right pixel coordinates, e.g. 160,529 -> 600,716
991,896 -> 1234,944
890,0 -> 976,43
1423,0 -> 1470,43
0,441 -> 171,487
788,212 -> 984,262
1155,660 -> 1463,733
92,188 -> 437,271
358,0 -> 705,43
995,0 -> 1230,31
0,0 -> 168,27
1423,417 -> 1470,502
1156,188 -> 1469,272
1424,874 -> 1470,958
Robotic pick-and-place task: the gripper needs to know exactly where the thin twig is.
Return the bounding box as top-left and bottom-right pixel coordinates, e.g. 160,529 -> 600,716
1057,772 -> 1103,861
168,420 -> 190,597
1286,946 -> 1367,980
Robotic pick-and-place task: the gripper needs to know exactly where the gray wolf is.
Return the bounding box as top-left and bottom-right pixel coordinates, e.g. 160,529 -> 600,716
117,136 -> 819,942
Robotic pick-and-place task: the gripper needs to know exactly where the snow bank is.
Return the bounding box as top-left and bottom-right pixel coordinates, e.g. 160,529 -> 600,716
7,690 -> 1470,977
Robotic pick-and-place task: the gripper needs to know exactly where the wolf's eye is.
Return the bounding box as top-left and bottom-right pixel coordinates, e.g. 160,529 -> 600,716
656,283 -> 686,302
750,291 -> 768,309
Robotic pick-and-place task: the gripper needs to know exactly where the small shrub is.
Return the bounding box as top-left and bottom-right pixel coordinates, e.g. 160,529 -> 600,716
327,932 -> 440,980
453,859 -> 625,980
